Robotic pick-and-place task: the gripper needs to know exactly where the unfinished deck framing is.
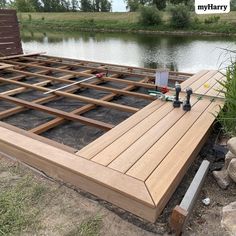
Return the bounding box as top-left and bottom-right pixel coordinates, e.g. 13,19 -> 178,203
0,54 -> 225,222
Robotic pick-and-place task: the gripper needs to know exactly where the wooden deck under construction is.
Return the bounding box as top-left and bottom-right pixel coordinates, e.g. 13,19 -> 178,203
0,54 -> 225,222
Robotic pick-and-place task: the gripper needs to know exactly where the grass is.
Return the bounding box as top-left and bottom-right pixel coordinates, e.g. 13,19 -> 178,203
217,58 -> 236,136
18,11 -> 236,35
0,175 -> 47,235
0,158 -> 105,236
66,216 -> 102,236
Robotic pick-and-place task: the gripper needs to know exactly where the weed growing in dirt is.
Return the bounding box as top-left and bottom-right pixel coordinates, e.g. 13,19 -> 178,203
66,215 -> 102,236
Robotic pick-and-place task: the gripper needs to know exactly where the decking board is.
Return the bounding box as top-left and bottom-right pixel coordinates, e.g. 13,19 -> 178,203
0,66 -> 225,223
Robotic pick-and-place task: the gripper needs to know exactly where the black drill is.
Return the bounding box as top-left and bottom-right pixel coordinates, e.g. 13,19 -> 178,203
183,87 -> 193,111
173,83 -> 182,108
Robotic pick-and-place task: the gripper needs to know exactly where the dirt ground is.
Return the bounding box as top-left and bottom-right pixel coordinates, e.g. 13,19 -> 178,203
0,133 -> 235,236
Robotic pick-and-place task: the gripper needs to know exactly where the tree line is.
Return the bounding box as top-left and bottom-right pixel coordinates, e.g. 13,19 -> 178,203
0,0 -> 112,12
125,0 -> 193,11
1,0 -> 234,12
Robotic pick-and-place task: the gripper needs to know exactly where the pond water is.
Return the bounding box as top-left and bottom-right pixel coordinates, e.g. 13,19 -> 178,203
21,29 -> 236,73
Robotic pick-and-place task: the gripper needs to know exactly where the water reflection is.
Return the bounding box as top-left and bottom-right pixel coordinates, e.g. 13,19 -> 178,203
21,29 -> 236,73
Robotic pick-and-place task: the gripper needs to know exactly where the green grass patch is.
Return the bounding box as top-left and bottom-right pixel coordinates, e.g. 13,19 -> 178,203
18,11 -> 236,35
66,215 -> 102,236
0,175 -> 47,235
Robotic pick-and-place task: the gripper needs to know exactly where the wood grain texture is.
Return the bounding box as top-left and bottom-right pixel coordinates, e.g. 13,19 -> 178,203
0,126 -> 157,222
0,9 -> 23,56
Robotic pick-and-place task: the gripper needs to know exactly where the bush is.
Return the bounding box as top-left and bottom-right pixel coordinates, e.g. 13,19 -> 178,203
217,59 -> 236,136
139,6 -> 162,26
170,5 -> 190,28
204,16 -> 220,24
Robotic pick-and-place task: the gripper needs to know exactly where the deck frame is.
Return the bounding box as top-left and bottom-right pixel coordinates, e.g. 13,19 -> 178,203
0,54 -> 225,223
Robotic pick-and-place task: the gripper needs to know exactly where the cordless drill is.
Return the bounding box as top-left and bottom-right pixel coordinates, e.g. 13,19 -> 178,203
173,83 -> 182,108
183,87 -> 193,111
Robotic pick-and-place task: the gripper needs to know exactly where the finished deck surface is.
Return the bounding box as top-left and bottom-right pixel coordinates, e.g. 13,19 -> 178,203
0,69 -> 224,222
76,69 -> 224,220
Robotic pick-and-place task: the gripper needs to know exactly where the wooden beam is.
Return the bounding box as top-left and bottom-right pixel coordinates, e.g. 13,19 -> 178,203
0,52 -> 45,60
18,56 -> 188,81
2,60 -> 157,89
40,55 -> 193,77
0,93 -> 114,131
0,121 -> 76,153
30,79 -> 147,134
0,77 -> 139,113
0,63 -> 13,69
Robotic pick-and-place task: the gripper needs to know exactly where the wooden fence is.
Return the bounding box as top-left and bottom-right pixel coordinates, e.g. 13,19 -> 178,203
0,9 -> 23,57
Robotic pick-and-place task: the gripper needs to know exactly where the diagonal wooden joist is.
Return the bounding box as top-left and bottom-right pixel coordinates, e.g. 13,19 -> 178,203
30,79 -> 147,134
0,93 -> 114,131
40,55 -> 194,77
0,77 -> 139,113
1,59 -> 157,89
17,56 -> 188,82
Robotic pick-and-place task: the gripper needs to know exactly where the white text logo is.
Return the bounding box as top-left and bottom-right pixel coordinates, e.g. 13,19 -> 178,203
195,0 -> 230,14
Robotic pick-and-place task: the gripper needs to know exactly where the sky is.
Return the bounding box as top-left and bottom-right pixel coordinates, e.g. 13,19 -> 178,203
112,0 -> 127,12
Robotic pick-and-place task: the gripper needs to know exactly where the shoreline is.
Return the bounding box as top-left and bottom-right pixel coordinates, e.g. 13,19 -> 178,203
21,24 -> 236,37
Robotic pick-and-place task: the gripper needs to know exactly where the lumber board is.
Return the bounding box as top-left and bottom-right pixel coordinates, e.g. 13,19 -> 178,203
0,52 -> 45,60
145,100 -> 223,207
181,70 -> 217,90
42,55 -> 193,77
3,60 -> 158,90
77,100 -> 165,159
0,63 -> 13,69
0,121 -> 76,153
0,94 -> 114,131
0,50 -> 226,223
92,101 -> 181,166
0,67 -> 100,119
0,77 -> 139,113
18,56 -> 187,82
79,70 -> 219,161
0,126 -> 157,222
30,77 -> 145,134
125,73 -> 224,179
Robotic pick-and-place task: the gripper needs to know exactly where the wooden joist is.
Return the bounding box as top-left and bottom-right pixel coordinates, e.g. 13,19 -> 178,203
0,69 -> 225,223
0,77 -> 139,113
2,60 -> 157,89
30,79 -> 147,134
17,56 -> 188,81
0,93 -> 114,131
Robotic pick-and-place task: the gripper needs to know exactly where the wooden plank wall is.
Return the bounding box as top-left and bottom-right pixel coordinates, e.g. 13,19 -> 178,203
0,9 -> 23,57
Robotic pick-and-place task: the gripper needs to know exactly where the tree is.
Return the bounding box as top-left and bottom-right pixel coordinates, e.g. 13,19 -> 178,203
30,0 -> 42,11
80,0 -> 111,12
0,0 -> 7,8
71,0 -> 79,11
125,0 -> 140,11
170,4 -> 190,28
100,0 -> 111,12
80,0 -> 93,11
152,0 -> 166,10
125,0 -> 167,11
12,0 -> 35,12
139,5 -> 162,25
